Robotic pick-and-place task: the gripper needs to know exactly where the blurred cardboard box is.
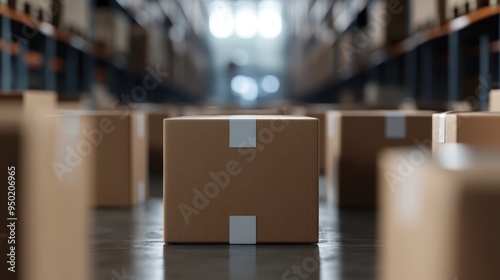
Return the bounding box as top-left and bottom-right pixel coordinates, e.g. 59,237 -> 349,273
140,105 -> 181,174
432,111 -> 500,151
27,0 -> 52,22
14,1 -> 45,20
400,100 -> 473,112
447,100 -> 475,111
0,91 -> 56,115
61,110 -> 149,207
369,0 -> 409,49
129,24 -> 148,74
57,95 -> 90,110
379,145 -> 500,280
164,116 -> 318,243
490,90 -> 500,111
337,31 -> 354,73
446,0 -> 494,20
58,0 -> 91,38
0,110 -> 90,280
326,110 -> 434,207
0,91 -> 56,170
364,83 -> 405,108
95,7 -> 130,55
398,101 -> 449,111
290,104 -> 362,173
410,0 -> 446,33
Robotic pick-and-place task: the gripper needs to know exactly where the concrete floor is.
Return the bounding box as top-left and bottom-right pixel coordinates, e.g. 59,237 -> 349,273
92,177 -> 378,280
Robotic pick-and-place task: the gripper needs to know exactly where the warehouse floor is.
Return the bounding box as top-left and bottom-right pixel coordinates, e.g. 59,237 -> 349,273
92,177 -> 377,280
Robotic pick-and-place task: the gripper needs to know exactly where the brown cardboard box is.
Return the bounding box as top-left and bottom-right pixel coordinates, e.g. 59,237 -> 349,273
58,110 -> 149,207
369,0 -> 409,49
432,111 -> 500,152
410,0 -> 446,33
290,104 -> 362,173
0,91 -> 57,115
446,0 -> 494,20
164,116 -> 318,243
95,7 -> 130,55
58,0 -> 91,37
129,24 -> 148,74
490,90 -> 500,111
379,145 -> 500,280
0,111 -> 90,280
326,110 -> 434,207
0,90 -> 57,171
363,83 -> 405,107
142,106 -> 181,174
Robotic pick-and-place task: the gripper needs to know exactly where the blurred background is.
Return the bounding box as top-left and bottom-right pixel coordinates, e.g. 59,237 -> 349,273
1,0 -> 498,109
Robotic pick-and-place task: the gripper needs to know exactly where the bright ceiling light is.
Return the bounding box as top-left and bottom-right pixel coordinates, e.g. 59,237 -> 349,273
231,75 -> 259,101
234,2 -> 258,39
258,1 -> 282,39
261,75 -> 280,93
209,1 -> 234,39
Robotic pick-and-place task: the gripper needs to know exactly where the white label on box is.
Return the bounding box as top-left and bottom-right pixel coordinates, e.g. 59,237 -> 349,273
229,117 -> 256,148
137,180 -> 146,203
229,216 -> 256,244
385,112 -> 406,139
439,111 -> 454,144
328,113 -> 336,138
136,113 -> 145,139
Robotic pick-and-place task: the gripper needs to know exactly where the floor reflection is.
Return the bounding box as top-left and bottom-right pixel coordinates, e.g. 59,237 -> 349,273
163,244 -> 320,280
92,176 -> 375,280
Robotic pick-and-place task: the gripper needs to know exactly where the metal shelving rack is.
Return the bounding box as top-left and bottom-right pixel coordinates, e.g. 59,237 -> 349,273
0,0 -> 203,103
304,2 -> 500,110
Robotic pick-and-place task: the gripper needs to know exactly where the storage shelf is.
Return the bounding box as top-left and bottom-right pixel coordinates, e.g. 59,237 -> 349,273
0,6 -> 110,61
335,6 -> 500,84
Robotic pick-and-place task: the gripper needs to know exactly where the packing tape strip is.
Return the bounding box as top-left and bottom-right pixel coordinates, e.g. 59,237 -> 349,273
229,216 -> 256,244
229,116 -> 256,148
385,112 -> 406,139
439,111 -> 454,144
137,180 -> 146,203
136,112 -> 145,139
58,114 -> 81,165
327,113 -> 336,138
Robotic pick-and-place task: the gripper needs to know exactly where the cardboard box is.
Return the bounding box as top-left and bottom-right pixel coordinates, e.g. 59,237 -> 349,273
0,110 -> 90,280
445,0 -> 494,20
58,0 -> 91,37
164,116 -> 318,243
326,110 -> 434,207
290,104 -> 362,173
0,90 -> 56,180
363,83 -> 405,108
129,24 -> 148,74
95,7 -> 131,55
379,145 -> 500,280
60,110 -> 149,207
369,0 -> 409,49
143,106 -> 181,174
410,0 -> 446,33
490,90 -> 500,111
0,91 -> 57,115
432,111 -> 500,152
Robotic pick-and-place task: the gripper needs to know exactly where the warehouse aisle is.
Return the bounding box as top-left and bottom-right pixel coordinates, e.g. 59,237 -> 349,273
92,177 -> 377,280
